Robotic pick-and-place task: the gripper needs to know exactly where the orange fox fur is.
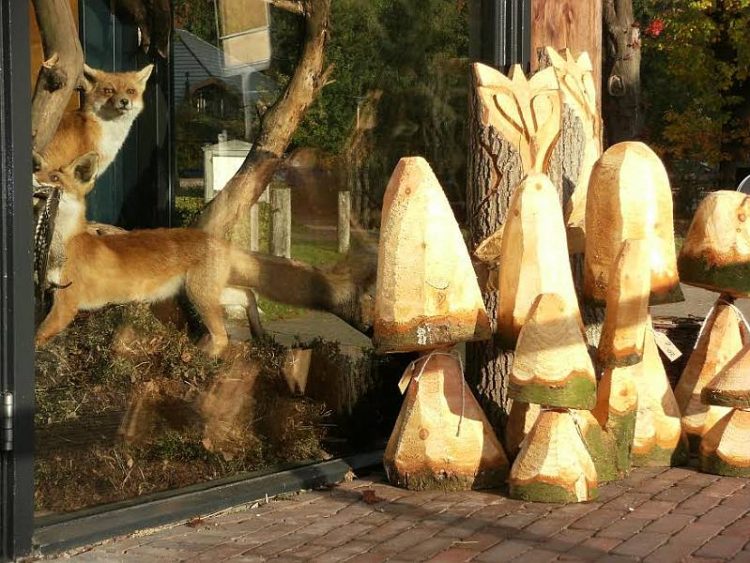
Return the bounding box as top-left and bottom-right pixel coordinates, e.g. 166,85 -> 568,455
34,153 -> 375,356
37,64 -> 153,174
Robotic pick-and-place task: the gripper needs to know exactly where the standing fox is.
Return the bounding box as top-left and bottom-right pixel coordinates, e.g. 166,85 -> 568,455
36,64 -> 153,173
33,152 -> 375,356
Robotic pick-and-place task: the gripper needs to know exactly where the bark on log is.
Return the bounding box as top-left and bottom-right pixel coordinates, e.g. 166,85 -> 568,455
602,0 -> 642,144
195,0 -> 332,237
31,0 -> 84,153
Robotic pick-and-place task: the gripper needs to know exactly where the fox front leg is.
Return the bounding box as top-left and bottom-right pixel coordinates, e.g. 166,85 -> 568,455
36,292 -> 79,346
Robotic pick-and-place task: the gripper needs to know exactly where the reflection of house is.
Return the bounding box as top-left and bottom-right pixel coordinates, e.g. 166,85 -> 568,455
173,29 -> 277,113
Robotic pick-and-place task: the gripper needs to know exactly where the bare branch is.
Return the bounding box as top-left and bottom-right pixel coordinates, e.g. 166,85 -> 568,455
262,0 -> 306,16
196,0 -> 331,236
31,0 -> 84,152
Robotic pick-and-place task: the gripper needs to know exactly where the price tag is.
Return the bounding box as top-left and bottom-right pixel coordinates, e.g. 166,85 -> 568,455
652,329 -> 682,362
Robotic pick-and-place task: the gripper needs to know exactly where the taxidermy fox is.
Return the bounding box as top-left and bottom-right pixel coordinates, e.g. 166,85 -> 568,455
33,152 -> 376,356
36,64 -> 153,174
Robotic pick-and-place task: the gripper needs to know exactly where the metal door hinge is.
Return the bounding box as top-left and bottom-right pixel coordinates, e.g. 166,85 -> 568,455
1,392 -> 12,452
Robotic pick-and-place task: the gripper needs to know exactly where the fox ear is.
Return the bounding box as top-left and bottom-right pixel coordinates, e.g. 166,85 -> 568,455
32,151 -> 45,173
83,63 -> 100,83
72,152 -> 100,186
137,64 -> 154,85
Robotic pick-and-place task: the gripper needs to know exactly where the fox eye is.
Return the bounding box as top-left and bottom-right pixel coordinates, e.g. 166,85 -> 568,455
126,88 -> 136,95
103,87 -> 115,95
49,173 -> 60,183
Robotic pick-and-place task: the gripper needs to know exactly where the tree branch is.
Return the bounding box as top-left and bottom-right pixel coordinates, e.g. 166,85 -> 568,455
262,0 -> 306,16
196,0 -> 331,236
31,0 -> 84,152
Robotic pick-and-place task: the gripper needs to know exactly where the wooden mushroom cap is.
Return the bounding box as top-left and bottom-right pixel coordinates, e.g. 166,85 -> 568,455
700,409 -> 750,477
384,351 -> 509,490
509,409 -> 598,503
509,293 -> 596,409
632,326 -> 689,467
702,342 -> 750,409
675,301 -> 746,447
597,239 -> 651,368
497,173 -> 581,346
584,142 -> 683,305
373,157 -> 491,353
678,191 -> 750,297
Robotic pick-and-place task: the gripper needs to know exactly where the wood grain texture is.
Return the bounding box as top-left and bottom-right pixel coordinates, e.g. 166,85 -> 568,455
505,400 -> 541,459
702,342 -> 750,409
384,352 -> 509,490
700,409 -> 750,477
496,174 -> 581,346
531,0 -> 602,110
675,301 -> 746,448
509,409 -> 598,503
631,325 -> 689,467
373,157 -> 491,353
597,239 -> 650,368
509,293 -> 595,409
678,191 -> 750,297
584,142 -> 683,305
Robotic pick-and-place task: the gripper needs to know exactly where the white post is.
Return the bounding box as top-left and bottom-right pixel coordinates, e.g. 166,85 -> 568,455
338,191 -> 351,254
270,187 -> 291,258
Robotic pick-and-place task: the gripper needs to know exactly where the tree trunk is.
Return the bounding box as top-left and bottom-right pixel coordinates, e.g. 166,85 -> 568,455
195,0 -> 331,237
31,0 -> 84,152
602,0 -> 642,145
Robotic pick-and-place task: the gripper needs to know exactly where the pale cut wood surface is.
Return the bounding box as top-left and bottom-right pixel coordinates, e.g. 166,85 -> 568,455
509,409 -> 598,503
584,142 -> 681,305
700,409 -> 750,476
509,293 -> 595,409
675,301 -> 746,443
505,400 -> 541,459
702,342 -> 750,408
530,0 -> 602,110
597,239 -> 650,368
496,173 -> 580,346
384,352 -> 509,490
542,47 -> 602,254
631,325 -> 688,467
373,157 -> 490,353
678,191 -> 750,297
474,63 -> 561,174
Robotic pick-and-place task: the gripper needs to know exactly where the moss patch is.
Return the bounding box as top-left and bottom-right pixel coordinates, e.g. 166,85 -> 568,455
508,376 -> 596,410
700,451 -> 750,477
509,481 -> 597,503
384,465 -> 507,492
678,254 -> 750,297
632,438 -> 690,468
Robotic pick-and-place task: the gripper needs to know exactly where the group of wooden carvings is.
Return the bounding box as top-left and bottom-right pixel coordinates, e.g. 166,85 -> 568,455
369,47 -> 750,503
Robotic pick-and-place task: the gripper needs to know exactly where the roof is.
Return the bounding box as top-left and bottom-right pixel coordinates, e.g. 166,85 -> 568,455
173,29 -> 277,104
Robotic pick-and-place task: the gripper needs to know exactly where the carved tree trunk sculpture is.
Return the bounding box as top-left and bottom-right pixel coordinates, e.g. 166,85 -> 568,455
602,0 -> 642,144
31,0 -> 84,152
196,0 -> 332,237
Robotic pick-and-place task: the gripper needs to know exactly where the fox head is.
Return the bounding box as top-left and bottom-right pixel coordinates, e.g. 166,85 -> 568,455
33,151 -> 100,201
82,64 -> 154,120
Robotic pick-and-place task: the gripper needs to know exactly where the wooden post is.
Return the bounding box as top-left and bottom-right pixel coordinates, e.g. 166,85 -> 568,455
270,186 -> 291,259
249,203 -> 260,252
338,190 -> 351,254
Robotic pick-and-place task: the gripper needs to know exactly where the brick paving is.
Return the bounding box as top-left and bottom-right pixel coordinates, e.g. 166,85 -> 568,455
48,466 -> 750,562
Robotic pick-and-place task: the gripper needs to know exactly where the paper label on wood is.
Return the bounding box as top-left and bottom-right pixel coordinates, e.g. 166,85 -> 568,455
652,328 -> 682,362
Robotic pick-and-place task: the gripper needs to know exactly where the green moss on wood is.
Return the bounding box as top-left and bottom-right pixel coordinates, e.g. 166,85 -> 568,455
509,481 -> 598,503
648,283 -> 685,306
700,451 -> 750,477
582,422 -> 619,483
606,411 -> 637,477
632,436 -> 689,468
373,314 -> 492,354
678,254 -> 750,297
701,388 -> 750,409
384,464 -> 507,491
508,375 -> 596,410
687,433 -> 702,455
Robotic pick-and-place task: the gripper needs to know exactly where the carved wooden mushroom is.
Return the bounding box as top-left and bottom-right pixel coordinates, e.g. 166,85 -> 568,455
509,409 -> 598,503
496,173 -> 581,346
675,299 -> 747,451
678,191 -> 750,297
584,142 -> 683,305
373,157 -> 491,353
701,342 -> 750,409
631,325 -> 689,467
509,293 -> 596,409
384,352 -> 509,490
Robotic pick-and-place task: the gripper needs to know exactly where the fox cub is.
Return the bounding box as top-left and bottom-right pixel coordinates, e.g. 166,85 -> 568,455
33,152 -> 375,356
36,64 -> 153,175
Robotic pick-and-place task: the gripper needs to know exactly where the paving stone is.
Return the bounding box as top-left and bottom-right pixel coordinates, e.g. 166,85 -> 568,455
674,491 -> 723,515
698,505 -> 750,527
570,509 -> 627,531
513,547 -> 560,563
724,516 -> 750,537
311,523 -> 375,547
636,478 -> 678,494
594,516 -> 651,540
703,479 -> 746,498
308,540 -> 375,563
601,492 -> 652,511
611,531 -> 669,557
473,539 -> 535,561
632,500 -> 677,519
563,536 -> 622,560
522,517 -> 572,537
399,536 -> 458,561
426,547 -> 479,562
371,525 -> 438,554
642,512 -> 695,534
543,528 -> 591,553
654,484 -> 704,504
346,553 -> 389,563
695,534 -> 748,559
451,530 -> 503,552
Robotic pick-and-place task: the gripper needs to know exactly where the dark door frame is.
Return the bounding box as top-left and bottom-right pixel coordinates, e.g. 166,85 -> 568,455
0,1 -> 35,561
